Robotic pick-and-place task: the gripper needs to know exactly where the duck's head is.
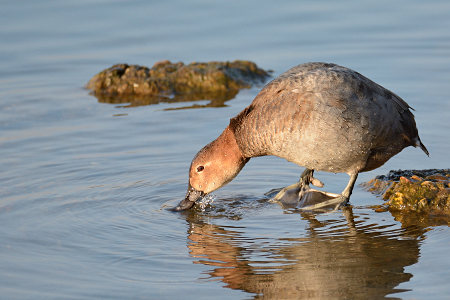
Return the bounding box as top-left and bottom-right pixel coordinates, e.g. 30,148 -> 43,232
174,127 -> 248,211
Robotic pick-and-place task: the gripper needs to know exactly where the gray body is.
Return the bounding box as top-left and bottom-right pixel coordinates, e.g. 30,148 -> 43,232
230,62 -> 427,175
175,62 -> 428,211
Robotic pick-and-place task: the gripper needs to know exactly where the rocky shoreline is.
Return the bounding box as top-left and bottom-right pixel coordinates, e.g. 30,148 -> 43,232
363,169 -> 450,214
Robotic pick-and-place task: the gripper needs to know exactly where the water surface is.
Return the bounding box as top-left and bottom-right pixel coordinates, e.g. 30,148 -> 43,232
1,0 -> 449,299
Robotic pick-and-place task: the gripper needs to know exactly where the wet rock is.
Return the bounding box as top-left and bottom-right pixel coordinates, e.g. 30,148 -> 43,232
363,169 -> 450,214
86,60 -> 270,107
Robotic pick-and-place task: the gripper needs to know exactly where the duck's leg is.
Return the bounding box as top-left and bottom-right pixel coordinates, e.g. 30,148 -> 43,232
300,172 -> 359,210
339,172 -> 358,205
272,168 -> 322,201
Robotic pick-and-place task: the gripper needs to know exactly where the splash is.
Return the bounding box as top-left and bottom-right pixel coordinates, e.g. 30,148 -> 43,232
197,194 -> 216,211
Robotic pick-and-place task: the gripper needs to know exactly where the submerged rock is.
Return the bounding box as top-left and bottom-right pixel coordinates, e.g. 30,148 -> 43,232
363,169 -> 450,214
86,60 -> 270,107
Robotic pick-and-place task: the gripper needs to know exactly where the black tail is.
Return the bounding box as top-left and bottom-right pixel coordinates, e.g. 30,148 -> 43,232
416,137 -> 429,156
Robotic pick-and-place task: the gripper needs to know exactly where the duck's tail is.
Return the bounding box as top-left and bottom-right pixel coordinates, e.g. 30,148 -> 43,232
415,137 -> 429,156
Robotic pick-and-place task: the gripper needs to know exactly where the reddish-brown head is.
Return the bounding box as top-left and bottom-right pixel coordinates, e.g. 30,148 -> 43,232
175,127 -> 248,211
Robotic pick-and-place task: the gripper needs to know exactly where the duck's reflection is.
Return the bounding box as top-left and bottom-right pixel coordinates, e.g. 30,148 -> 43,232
186,206 -> 423,299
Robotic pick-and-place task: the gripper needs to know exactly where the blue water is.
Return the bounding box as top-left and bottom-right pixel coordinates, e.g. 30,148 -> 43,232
1,0 -> 449,299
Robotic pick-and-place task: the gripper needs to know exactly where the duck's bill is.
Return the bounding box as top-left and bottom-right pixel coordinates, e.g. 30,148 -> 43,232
173,185 -> 205,211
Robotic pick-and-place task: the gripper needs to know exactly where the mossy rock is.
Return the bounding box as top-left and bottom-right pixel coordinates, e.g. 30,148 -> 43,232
363,169 -> 450,214
86,60 -> 270,106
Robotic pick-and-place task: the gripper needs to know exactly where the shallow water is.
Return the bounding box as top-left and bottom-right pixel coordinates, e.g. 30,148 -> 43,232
1,0 -> 449,299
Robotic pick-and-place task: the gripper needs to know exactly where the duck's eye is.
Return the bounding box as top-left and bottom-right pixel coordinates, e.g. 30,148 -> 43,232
196,166 -> 204,172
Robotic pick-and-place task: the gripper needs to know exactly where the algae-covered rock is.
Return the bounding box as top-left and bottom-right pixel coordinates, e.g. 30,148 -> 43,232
363,169 -> 450,214
86,60 -> 270,107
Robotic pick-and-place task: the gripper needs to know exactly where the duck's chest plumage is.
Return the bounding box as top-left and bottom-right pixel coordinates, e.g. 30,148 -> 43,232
230,63 -> 419,174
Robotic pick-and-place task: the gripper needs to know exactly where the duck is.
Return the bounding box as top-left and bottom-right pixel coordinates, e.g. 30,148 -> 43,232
175,62 -> 429,211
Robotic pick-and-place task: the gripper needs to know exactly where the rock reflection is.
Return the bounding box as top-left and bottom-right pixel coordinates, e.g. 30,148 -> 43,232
186,207 -> 424,299
92,89 -> 238,109
388,209 -> 450,228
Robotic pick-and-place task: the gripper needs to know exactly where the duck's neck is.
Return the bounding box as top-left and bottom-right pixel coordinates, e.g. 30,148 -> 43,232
217,126 -> 248,163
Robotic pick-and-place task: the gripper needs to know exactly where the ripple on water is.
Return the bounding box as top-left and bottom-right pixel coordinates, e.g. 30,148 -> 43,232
0,178 -> 193,285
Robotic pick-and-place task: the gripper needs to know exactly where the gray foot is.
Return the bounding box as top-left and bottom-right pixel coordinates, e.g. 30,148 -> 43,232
300,194 -> 349,211
271,181 -> 305,202
271,169 -> 323,203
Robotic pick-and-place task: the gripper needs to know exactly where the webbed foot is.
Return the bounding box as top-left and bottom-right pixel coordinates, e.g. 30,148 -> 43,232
270,169 -> 323,203
300,194 -> 349,211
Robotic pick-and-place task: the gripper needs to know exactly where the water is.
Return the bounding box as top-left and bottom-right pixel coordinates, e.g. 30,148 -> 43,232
1,0 -> 449,299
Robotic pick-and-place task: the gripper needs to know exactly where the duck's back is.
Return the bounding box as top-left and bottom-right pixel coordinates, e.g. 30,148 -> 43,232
230,63 -> 422,174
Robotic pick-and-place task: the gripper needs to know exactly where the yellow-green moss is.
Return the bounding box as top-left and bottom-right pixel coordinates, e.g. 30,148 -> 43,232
363,169 -> 450,214
86,60 -> 270,102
